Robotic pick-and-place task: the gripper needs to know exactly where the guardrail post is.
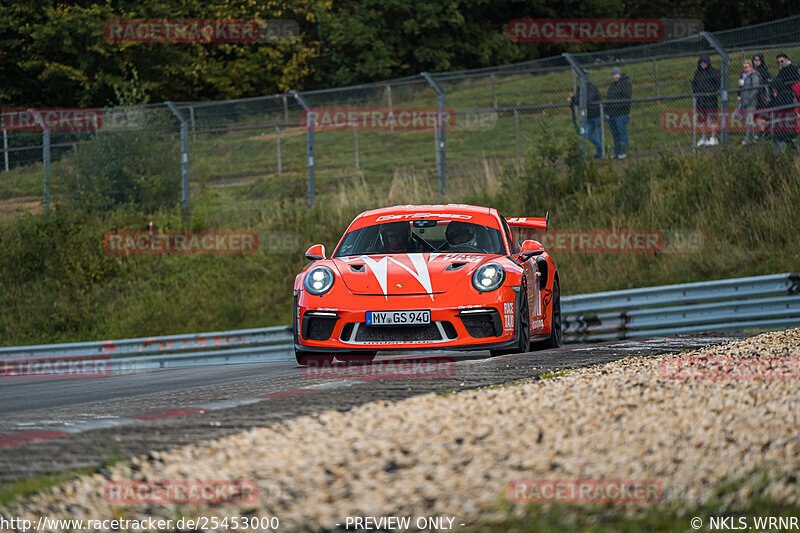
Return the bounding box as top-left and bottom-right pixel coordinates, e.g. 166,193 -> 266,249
290,90 -> 315,207
563,54 -> 588,161
701,32 -> 729,146
28,109 -> 51,213
421,72 -> 447,196
166,102 -> 190,211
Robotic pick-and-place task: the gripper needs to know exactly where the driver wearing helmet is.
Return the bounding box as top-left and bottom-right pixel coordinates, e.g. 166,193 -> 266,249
445,221 -> 477,251
380,221 -> 415,253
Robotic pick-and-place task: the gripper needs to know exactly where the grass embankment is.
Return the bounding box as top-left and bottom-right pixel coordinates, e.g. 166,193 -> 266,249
1,144 -> 798,346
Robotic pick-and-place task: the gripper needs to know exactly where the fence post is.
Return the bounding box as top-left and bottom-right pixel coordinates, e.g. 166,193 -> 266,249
563,54 -> 588,161
514,109 -> 520,164
275,125 -> 282,175
2,129 -> 8,172
290,90 -> 315,207
701,32 -> 729,146
353,123 -> 360,171
28,110 -> 51,213
599,101 -> 605,159
653,59 -> 660,96
282,94 -> 289,123
386,84 -> 393,132
692,96 -> 697,151
421,72 -> 446,196
491,73 -> 497,109
165,102 -> 190,211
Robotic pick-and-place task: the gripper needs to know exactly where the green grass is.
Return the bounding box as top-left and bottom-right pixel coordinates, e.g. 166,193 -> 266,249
0,448 -> 121,509
540,368 -> 571,380
471,470 -> 800,532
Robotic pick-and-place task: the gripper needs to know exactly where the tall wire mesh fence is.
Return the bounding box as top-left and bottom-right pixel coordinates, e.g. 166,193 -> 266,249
1,14 -> 799,220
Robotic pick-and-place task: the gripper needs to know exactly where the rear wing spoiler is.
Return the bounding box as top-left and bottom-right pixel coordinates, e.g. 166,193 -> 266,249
505,212 -> 549,231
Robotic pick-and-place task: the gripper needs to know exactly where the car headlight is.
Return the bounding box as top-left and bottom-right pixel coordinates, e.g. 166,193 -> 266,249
472,262 -> 505,292
304,266 -> 335,295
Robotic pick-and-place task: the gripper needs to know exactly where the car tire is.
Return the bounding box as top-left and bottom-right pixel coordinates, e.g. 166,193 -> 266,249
336,352 -> 377,364
490,284 -> 530,356
533,278 -> 562,350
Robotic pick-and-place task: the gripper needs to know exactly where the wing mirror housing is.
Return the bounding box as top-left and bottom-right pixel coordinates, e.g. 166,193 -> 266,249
517,239 -> 545,262
305,244 -> 326,261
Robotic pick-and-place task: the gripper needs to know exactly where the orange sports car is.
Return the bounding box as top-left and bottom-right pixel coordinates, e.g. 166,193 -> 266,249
292,204 -> 561,365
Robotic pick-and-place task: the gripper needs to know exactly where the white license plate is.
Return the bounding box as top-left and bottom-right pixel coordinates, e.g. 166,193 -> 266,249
366,310 -> 431,326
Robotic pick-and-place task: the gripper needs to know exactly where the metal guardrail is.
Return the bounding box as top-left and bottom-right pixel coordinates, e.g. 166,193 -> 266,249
0,326 -> 294,371
562,273 -> 800,342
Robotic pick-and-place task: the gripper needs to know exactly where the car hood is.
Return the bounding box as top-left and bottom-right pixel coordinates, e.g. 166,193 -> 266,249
331,253 -> 500,296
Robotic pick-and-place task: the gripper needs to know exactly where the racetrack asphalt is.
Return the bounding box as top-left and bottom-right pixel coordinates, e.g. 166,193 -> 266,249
0,334 -> 746,484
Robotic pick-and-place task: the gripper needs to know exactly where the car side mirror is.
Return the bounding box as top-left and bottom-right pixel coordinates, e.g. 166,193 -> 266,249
517,239 -> 545,262
305,244 -> 326,260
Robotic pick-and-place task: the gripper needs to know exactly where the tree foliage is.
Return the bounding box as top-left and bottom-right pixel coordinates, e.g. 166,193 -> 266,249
0,0 -> 796,107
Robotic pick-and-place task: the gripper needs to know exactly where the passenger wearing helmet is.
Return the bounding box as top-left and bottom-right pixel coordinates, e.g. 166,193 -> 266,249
380,221 -> 415,253
445,221 -> 477,251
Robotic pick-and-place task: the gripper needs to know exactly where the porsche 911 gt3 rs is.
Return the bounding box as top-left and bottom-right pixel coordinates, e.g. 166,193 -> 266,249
293,204 -> 561,365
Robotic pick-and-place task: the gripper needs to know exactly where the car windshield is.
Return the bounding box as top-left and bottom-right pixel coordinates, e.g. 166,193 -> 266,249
334,220 -> 506,256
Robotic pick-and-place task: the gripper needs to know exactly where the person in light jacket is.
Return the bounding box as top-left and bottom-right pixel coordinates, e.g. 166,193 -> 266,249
736,60 -> 761,144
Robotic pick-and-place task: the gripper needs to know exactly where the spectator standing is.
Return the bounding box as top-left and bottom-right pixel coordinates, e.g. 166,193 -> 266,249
736,60 -> 761,144
770,53 -> 800,150
793,66 -> 800,146
605,66 -> 632,159
692,53 -> 721,146
752,54 -> 772,139
568,80 -> 603,158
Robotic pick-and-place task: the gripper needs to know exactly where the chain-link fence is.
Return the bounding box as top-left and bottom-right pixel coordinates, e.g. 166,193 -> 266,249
2,14 -> 799,219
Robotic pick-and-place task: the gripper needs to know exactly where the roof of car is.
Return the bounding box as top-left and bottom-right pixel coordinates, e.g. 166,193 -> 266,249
357,204 -> 496,218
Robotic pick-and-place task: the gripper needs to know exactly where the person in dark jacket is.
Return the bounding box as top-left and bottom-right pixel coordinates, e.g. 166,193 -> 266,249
752,54 -> 772,139
769,53 -> 800,149
605,66 -> 632,158
752,54 -> 772,107
568,80 -> 602,158
692,54 -> 721,146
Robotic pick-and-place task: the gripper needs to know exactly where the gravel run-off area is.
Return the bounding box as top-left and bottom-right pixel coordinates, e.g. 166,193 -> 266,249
3,329 -> 800,531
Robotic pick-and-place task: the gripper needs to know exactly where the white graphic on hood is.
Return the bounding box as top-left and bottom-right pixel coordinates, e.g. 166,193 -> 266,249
357,256 -> 390,298
341,254 -> 434,300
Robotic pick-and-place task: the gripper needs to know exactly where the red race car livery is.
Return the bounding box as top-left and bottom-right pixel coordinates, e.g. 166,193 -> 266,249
293,204 -> 561,365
